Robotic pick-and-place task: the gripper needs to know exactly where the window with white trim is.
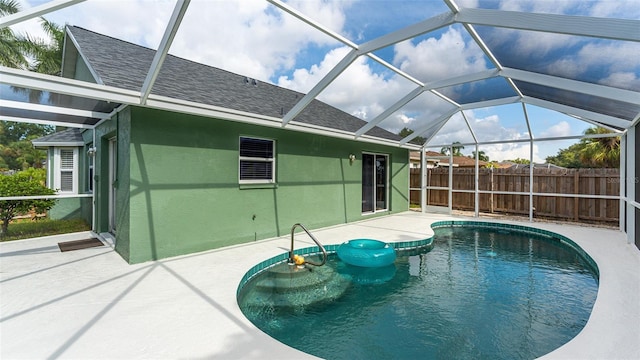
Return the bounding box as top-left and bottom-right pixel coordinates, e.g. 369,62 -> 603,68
239,137 -> 275,183
54,147 -> 78,193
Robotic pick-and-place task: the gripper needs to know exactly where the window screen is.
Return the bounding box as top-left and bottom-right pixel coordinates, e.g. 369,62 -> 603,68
60,171 -> 73,192
239,137 -> 275,183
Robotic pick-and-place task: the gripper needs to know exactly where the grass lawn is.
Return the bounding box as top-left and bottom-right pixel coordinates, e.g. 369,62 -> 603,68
0,218 -> 91,242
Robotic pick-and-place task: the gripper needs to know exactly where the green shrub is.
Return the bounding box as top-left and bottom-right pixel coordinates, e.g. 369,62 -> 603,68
0,169 -> 56,237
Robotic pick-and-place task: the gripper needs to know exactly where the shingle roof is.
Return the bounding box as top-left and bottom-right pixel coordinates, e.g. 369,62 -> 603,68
66,26 -> 400,142
31,128 -> 84,147
424,150 -> 487,167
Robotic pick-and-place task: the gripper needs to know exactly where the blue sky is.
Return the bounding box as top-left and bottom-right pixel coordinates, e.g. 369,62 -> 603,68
11,0 -> 638,162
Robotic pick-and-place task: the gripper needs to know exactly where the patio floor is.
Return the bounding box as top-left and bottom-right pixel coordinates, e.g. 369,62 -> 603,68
1,211 -> 638,359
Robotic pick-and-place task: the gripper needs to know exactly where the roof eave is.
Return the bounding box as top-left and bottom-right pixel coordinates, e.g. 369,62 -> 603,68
32,141 -> 84,148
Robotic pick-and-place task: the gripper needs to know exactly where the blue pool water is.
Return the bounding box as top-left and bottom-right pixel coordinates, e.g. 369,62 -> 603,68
238,226 -> 598,359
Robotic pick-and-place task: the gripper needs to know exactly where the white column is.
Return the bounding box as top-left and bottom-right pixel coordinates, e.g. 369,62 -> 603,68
626,128 -> 636,244
529,140 -> 534,222
474,144 -> 479,217
448,147 -> 453,215
421,148 -> 426,213
620,133 -> 626,233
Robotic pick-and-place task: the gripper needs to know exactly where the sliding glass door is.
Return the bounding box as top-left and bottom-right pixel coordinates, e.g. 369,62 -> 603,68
362,153 -> 388,213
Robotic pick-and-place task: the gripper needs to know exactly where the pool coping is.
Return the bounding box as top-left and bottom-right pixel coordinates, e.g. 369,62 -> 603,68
1,211 -> 638,359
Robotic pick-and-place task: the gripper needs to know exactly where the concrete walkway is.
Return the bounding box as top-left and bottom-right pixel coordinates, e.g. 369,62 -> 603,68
1,212 -> 638,359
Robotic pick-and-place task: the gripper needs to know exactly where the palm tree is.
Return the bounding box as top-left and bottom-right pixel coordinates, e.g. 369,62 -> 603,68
8,16 -> 65,103
22,17 -> 64,75
471,150 -> 489,162
580,127 -> 620,168
0,0 -> 28,69
441,142 -> 465,156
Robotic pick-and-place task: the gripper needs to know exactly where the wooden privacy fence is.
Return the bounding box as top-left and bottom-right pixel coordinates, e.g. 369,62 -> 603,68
410,167 -> 620,224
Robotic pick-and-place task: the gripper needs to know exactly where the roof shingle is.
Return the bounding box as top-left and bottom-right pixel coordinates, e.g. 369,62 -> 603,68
66,26 -> 400,142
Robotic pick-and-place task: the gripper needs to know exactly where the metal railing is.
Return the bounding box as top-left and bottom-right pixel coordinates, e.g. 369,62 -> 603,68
289,223 -> 327,266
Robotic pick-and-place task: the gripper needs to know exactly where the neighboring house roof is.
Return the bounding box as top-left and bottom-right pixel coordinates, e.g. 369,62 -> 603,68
410,150 -> 488,167
64,26 -> 401,142
409,151 -> 440,163
31,128 -> 84,147
441,156 -> 486,168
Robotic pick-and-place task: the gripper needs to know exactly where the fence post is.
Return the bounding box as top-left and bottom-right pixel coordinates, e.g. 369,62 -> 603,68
490,168 -> 494,213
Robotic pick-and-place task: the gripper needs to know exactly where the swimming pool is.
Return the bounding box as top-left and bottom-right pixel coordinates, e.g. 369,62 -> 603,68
237,222 -> 599,359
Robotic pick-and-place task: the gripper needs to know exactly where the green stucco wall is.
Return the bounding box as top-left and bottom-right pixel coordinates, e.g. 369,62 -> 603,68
44,143 -> 92,225
48,197 -> 92,223
97,107 -> 409,264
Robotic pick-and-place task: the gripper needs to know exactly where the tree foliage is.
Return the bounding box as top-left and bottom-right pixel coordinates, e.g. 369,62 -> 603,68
0,169 -> 56,236
0,0 -> 64,73
470,150 -> 489,162
0,0 -> 28,69
545,127 -> 620,168
441,142 -> 464,156
0,121 -> 53,171
509,158 -> 530,165
21,17 -> 64,75
398,127 -> 426,145
0,1 -> 61,171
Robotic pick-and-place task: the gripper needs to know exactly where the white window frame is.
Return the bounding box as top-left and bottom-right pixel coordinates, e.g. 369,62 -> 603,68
54,147 -> 78,194
239,136 -> 276,184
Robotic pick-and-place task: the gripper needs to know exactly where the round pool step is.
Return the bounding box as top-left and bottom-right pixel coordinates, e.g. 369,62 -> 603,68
240,263 -> 350,309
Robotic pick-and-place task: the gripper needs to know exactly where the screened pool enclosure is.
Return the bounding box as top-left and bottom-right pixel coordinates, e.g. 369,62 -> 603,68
0,0 -> 638,246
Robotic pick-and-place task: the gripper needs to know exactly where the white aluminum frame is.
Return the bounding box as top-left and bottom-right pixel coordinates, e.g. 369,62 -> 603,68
0,0 -> 637,243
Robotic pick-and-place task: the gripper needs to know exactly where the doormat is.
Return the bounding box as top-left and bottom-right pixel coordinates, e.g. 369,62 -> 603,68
58,238 -> 104,252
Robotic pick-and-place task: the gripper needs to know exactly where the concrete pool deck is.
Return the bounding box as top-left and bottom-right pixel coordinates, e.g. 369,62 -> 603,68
1,211 -> 638,359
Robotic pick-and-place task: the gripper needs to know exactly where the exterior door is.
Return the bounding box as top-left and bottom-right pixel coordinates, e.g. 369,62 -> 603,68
108,138 -> 117,234
362,153 -> 388,213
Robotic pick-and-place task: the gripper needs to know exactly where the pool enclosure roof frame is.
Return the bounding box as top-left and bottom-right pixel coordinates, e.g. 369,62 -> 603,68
0,0 -> 637,143
0,0 -> 638,243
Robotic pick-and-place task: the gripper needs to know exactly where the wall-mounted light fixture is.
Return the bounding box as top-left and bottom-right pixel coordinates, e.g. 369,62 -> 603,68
87,147 -> 97,157
349,154 -> 356,164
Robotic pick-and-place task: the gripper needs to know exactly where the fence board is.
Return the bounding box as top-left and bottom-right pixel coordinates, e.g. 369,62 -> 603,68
409,167 -> 619,224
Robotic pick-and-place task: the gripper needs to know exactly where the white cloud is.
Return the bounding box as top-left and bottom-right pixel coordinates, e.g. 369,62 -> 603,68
599,72 -> 639,89
587,0 -> 640,19
539,121 -> 572,138
497,0 -> 639,18
393,26 -> 488,82
426,111 -> 548,162
481,143 -> 542,163
49,0 -> 173,48
170,0 -> 345,82
277,46 -> 351,94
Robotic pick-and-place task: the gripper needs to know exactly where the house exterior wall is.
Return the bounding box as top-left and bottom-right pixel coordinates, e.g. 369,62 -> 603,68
48,197 -> 92,222
73,55 -> 96,83
101,107 -> 409,264
44,145 -> 92,224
